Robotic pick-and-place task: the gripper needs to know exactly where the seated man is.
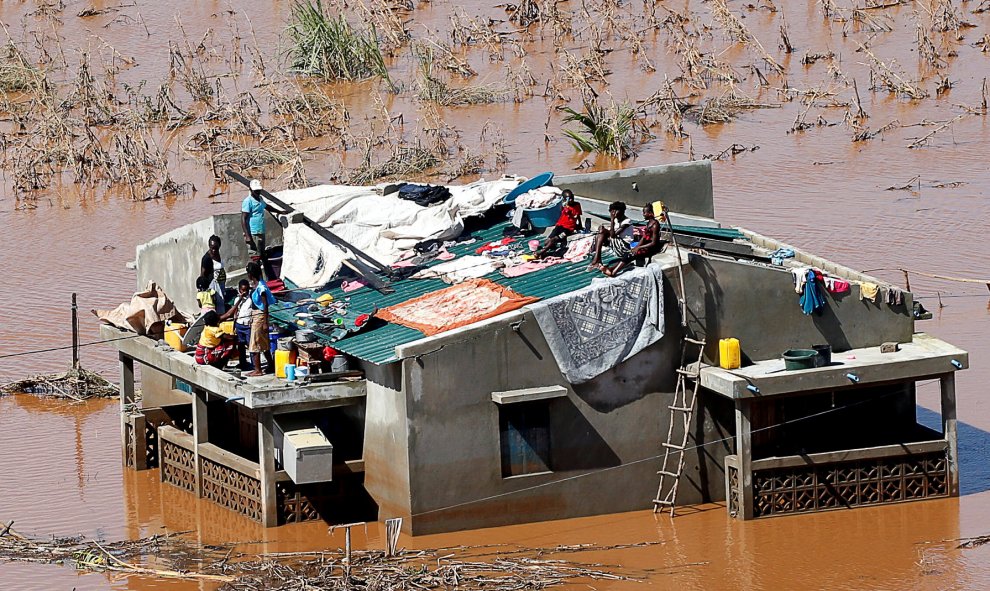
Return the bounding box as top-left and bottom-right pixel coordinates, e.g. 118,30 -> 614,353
535,189 -> 583,258
588,201 -> 633,271
194,310 -> 237,369
604,204 -> 667,276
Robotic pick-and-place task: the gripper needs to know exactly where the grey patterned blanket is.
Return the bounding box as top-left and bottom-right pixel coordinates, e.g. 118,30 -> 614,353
529,264 -> 665,384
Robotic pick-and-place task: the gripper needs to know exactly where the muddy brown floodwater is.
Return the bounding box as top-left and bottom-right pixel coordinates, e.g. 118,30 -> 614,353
2,0 -> 990,588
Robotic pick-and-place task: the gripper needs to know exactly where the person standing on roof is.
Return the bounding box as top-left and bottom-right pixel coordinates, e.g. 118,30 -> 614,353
200,235 -> 227,314
587,201 -> 633,271
245,262 -> 276,377
242,179 -> 273,280
534,189 -> 583,259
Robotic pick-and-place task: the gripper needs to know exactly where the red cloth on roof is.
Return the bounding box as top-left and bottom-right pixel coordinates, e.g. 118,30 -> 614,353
475,237 -> 514,254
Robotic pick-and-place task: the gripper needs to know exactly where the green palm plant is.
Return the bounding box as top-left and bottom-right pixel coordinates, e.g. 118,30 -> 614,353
561,99 -> 637,159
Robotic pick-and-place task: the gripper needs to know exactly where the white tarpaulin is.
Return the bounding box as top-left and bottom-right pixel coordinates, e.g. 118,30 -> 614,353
275,178 -> 520,289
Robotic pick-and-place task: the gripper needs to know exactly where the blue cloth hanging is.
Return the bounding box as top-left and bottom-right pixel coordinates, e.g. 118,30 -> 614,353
799,269 -> 825,315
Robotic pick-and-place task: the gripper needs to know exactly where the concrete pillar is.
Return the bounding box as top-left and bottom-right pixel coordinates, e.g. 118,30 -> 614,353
940,373 -> 959,497
258,410 -> 278,527
734,398 -> 754,519
119,353 -> 136,468
192,389 -> 209,497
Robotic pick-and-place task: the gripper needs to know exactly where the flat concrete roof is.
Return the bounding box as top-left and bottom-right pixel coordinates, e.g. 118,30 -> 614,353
699,333 -> 968,399
100,325 -> 366,410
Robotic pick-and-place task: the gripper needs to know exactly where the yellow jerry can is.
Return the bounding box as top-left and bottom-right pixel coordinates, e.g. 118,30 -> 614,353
719,338 -> 741,370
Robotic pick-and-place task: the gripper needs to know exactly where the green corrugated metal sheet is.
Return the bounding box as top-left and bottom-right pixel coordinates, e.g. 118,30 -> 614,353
270,218 -> 743,364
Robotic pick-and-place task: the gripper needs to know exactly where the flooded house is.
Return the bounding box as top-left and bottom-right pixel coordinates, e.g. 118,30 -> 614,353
101,161 -> 967,535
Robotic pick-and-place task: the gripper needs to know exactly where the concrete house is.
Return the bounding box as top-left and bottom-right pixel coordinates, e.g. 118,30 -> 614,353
104,161 -> 967,534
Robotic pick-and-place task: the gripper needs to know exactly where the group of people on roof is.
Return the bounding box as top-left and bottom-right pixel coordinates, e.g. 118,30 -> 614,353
191,180 -> 275,377
535,190 -> 668,275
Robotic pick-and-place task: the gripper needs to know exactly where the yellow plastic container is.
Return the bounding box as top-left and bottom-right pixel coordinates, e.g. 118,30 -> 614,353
164,322 -> 187,352
275,349 -> 298,379
719,338 -> 741,370
317,294 -> 334,307
220,320 -> 235,335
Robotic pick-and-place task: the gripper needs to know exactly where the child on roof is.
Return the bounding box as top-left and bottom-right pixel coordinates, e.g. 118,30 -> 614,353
196,275 -> 216,313
195,310 -> 237,369
535,189 -> 583,259
230,279 -> 254,370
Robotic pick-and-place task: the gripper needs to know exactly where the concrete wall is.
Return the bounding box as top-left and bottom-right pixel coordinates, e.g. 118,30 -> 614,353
556,160 -> 714,218
135,213 -> 283,312
394,277 -> 734,535
683,254 -> 914,364
361,361 -> 414,521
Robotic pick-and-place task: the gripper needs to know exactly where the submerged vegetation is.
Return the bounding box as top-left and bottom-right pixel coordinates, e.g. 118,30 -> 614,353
0,0 -> 986,202
286,0 -> 390,83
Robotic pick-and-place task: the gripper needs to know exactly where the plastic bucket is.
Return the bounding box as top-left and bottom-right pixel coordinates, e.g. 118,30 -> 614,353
783,349 -> 818,371
812,344 -> 832,367
269,328 -> 282,355
331,355 -> 350,373
285,364 -> 296,381
524,197 -> 563,229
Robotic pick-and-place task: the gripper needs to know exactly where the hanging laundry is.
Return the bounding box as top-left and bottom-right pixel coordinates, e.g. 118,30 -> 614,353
885,286 -> 905,306
799,269 -> 825,315
770,247 -> 795,266
859,282 -> 880,302
822,276 -> 851,294
791,267 -> 810,294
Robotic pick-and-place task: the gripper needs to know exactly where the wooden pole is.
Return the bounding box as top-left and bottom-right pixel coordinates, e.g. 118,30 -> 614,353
71,293 -> 79,369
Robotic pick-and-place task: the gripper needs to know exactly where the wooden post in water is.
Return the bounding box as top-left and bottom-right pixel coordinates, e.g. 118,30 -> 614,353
71,292 -> 79,369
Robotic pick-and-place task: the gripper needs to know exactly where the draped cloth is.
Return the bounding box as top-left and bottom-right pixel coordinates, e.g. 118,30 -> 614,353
529,264 -> 665,384
376,279 -> 538,336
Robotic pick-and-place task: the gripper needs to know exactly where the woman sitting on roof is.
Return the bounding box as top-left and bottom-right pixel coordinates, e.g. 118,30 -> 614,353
604,204 -> 667,276
587,201 -> 633,271
194,310 -> 237,369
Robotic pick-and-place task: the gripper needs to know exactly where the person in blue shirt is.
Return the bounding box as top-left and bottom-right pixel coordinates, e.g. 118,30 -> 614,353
242,180 -> 273,280
245,262 -> 276,377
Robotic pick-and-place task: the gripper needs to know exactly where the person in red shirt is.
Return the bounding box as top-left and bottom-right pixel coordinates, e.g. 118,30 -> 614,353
535,190 -> 583,258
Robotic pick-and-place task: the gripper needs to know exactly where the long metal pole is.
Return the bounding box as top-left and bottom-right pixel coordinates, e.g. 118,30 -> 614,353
71,293 -> 79,369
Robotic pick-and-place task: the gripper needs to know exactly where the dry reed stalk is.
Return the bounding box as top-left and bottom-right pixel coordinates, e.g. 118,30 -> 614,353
638,76 -> 689,138
906,112 -> 969,148
860,45 -> 928,99
414,44 -> 507,106
710,0 -> 784,73
851,118 -> 899,141
690,88 -> 779,126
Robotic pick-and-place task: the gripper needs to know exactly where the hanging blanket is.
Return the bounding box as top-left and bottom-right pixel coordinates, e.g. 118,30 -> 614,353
529,264 -> 665,384
376,279 -> 538,336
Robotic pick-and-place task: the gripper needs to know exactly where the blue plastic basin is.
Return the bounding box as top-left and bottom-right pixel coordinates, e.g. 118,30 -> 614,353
525,197 -> 563,229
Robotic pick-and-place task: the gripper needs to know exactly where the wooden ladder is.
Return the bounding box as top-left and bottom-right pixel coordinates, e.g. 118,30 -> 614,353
652,337 -> 706,516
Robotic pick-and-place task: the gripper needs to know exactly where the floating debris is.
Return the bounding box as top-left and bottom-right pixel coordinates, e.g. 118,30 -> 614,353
0,367 -> 117,400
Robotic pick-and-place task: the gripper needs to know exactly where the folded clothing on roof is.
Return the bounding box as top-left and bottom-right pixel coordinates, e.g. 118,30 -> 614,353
516,186 -> 562,209
529,264 -> 665,384
376,279 -> 539,336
